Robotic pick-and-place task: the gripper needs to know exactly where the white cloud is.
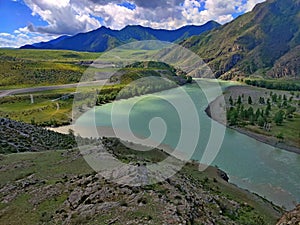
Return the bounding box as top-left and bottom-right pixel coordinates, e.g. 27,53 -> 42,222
19,0 -> 266,34
0,33 -> 13,37
0,0 -> 266,47
242,0 -> 266,12
23,0 -> 101,35
0,32 -> 58,48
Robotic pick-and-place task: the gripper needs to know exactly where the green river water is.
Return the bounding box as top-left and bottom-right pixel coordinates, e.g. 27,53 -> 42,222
75,80 -> 300,210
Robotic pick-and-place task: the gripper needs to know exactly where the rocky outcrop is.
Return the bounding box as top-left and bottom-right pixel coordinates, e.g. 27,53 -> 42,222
276,205 -> 300,225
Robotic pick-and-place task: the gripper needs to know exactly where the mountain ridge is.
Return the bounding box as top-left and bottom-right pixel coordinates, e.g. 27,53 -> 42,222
182,0 -> 300,79
20,21 -> 220,52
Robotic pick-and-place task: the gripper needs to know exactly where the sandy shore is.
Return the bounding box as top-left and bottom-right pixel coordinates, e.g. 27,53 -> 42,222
206,86 -> 300,155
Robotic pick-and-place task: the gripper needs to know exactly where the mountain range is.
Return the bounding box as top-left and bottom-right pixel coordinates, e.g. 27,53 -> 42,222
21,21 -> 220,52
21,0 -> 300,80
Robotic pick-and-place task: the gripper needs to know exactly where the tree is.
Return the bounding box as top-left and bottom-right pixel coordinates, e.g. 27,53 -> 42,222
259,97 -> 265,104
247,107 -> 254,118
283,94 -> 287,101
248,96 -> 253,105
266,101 -> 271,111
237,95 -> 242,105
255,109 -> 261,121
257,116 -> 265,127
229,96 -> 233,106
271,93 -> 277,103
265,107 -> 270,117
274,110 -> 284,125
227,107 -> 238,126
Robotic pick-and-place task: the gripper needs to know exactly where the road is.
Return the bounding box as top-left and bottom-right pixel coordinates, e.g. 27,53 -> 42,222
0,80 -> 110,98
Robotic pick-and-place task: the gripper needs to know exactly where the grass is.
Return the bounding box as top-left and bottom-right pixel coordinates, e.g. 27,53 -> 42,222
0,150 -> 92,187
245,112 -> 300,148
0,141 -> 282,225
0,49 -> 100,89
0,93 -> 73,126
0,49 -> 102,62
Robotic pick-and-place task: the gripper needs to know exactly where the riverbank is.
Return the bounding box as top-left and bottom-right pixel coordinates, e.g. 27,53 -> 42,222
48,83 -> 300,210
206,85 -> 300,155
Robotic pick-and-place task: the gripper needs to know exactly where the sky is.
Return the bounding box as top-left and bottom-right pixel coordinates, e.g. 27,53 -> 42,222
0,0 -> 266,48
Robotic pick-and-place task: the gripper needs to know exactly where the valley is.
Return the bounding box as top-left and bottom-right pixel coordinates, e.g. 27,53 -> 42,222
1,0 -> 300,224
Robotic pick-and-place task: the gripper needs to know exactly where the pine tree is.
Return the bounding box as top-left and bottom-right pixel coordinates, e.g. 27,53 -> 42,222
237,95 -> 242,105
248,96 -> 253,105
229,96 -> 233,106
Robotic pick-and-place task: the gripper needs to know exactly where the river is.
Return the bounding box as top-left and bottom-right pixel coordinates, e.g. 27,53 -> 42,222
72,80 -> 300,210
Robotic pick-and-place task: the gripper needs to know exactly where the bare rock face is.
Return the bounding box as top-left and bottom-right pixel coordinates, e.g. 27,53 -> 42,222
276,205 -> 300,225
267,46 -> 300,79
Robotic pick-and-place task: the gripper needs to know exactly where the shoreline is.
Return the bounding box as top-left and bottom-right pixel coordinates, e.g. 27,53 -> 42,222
205,86 -> 300,155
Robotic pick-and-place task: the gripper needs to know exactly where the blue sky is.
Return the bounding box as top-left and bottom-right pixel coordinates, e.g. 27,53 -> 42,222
0,0 -> 265,47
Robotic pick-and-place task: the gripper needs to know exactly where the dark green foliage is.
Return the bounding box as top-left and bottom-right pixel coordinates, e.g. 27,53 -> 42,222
227,107 -> 238,126
274,110 -> 285,125
259,97 -> 265,104
245,79 -> 300,91
248,96 -> 253,105
257,116 -> 266,127
229,96 -> 234,106
237,96 -> 242,105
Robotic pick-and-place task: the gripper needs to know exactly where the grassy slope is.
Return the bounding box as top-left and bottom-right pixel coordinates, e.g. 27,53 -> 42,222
182,0 -> 300,79
0,138 -> 282,224
0,49 -> 160,89
0,49 -> 102,89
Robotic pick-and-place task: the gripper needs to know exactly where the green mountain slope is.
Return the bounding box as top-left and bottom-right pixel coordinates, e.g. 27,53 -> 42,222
183,0 -> 300,79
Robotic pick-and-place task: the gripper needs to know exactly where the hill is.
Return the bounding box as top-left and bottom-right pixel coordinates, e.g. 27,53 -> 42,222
110,61 -> 190,85
0,117 -> 80,154
0,49 -> 102,89
182,0 -> 300,80
0,120 -> 283,224
20,21 -> 220,52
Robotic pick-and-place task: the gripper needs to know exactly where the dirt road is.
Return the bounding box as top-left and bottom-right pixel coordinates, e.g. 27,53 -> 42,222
0,80 -> 110,98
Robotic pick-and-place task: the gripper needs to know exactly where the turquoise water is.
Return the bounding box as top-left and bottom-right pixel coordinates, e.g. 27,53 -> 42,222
76,81 -> 300,209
